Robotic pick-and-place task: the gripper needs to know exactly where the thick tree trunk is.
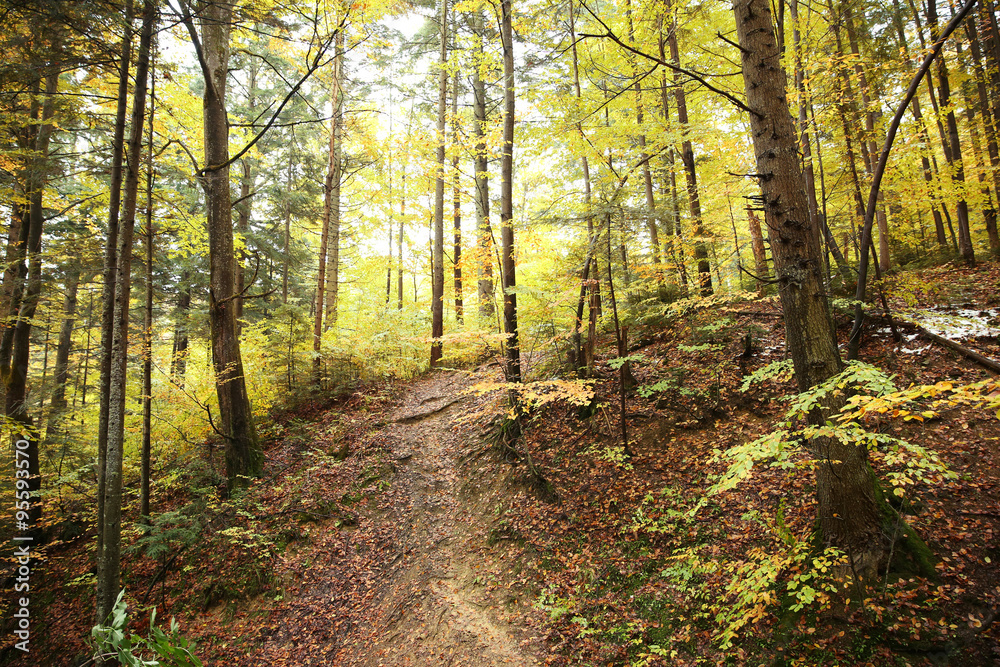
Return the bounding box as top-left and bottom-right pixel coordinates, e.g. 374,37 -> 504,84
431,0 -> 448,366
189,0 -> 262,490
733,0 -> 891,576
97,0 -> 154,622
500,0 -> 520,383
7,70 -> 58,554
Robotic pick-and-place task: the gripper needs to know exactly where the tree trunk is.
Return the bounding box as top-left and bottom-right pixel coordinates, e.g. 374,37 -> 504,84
324,29 -> 346,332
431,0 -> 448,366
966,16 -> 1000,257
500,0 -> 520,383
7,69 -> 58,554
49,266 -> 80,413
667,5 -> 711,294
733,0 -> 891,576
141,69 -> 156,523
747,208 -> 769,295
185,0 -> 262,491
97,0 -> 154,623
926,0 -> 973,265
95,1 -> 134,583
471,29 -> 495,324
452,56 -> 464,325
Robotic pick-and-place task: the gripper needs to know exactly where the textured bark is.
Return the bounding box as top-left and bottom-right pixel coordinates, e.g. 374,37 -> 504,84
734,0 -> 889,575
500,0 -> 520,383
667,6 -> 711,294
324,28 -> 345,331
186,0 -> 262,490
431,0 -> 447,366
966,17 -> 1000,257
472,25 -> 495,323
141,71 -> 156,523
315,31 -> 345,376
451,60 -> 463,325
97,0 -> 154,622
6,69 -> 58,555
95,1 -> 134,580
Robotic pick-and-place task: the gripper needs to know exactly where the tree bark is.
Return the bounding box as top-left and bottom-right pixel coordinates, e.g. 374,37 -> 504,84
97,0 -> 154,622
667,4 -> 711,294
733,0 -> 891,576
500,0 -> 520,383
182,0 -> 262,490
431,0 -> 448,366
141,66 -> 156,523
324,28 -> 346,332
927,0 -> 974,264
471,19 -> 495,324
452,57 -> 464,325
95,0 -> 134,582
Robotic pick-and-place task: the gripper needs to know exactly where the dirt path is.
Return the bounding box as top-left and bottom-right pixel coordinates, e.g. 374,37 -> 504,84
332,369 -> 544,666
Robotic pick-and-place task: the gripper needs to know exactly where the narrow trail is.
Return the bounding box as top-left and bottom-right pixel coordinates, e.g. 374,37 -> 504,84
332,369 -> 544,666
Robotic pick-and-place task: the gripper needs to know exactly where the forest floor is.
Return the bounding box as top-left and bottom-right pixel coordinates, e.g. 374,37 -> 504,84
10,261 -> 1000,666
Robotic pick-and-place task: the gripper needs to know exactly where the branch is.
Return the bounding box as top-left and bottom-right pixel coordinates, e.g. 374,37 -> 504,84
578,1 -> 754,116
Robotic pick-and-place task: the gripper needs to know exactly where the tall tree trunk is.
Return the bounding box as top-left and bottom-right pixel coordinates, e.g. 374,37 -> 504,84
625,0 -> 662,271
399,169 -> 406,310
314,28 -> 345,376
181,0 -> 262,492
431,0 -> 448,366
451,58 -> 464,325
667,4 -> 711,294
282,158 -> 292,303
95,0 -> 134,582
141,68 -> 156,523
324,28 -> 346,331
733,0 -> 892,576
234,63 -> 257,326
172,277 -> 190,387
7,68 -> 58,554
789,0 -> 852,285
97,0 -> 154,623
500,0 -> 520,384
843,5 -> 892,273
966,16 -> 1000,257
927,0 -> 974,263
49,266 -> 80,413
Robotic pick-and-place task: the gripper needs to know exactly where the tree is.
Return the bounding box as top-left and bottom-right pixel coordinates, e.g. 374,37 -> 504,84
733,0 -> 896,576
499,0 -> 519,384
97,0 -> 155,623
430,0 -> 448,367
177,0 -> 262,488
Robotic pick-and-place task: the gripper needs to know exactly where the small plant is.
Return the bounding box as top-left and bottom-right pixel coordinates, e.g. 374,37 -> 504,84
90,590 -> 202,666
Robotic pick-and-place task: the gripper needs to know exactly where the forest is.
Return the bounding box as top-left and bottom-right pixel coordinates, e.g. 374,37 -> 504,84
2,0 -> 1000,663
